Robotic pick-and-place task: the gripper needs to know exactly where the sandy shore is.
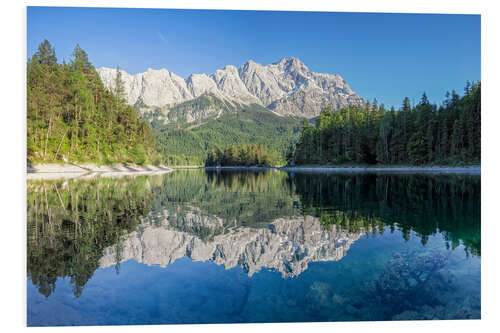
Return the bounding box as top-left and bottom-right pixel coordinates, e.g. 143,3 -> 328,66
27,163 -> 172,181
277,165 -> 481,175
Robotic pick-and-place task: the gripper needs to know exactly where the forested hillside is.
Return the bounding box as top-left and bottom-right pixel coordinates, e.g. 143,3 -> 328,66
27,40 -> 161,165
289,82 -> 480,166
149,105 -> 302,166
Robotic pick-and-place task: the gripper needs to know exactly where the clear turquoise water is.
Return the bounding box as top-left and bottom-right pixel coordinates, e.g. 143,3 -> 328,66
27,170 -> 481,326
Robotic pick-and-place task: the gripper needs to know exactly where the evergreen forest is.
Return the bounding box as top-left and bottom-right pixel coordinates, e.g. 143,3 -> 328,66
27,40 -> 161,165
289,83 -> 481,166
205,143 -> 278,166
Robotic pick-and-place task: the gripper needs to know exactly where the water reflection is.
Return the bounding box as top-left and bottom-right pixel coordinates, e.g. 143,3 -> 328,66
100,214 -> 364,278
291,172 -> 480,256
27,169 -> 480,307
27,175 -> 163,297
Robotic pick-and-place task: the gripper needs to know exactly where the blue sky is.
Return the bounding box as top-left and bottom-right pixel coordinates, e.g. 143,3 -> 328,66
27,7 -> 480,109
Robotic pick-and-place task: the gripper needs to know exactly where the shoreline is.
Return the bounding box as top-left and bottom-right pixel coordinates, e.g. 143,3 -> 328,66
205,165 -> 480,175
27,163 -> 481,180
27,163 -> 172,181
277,165 -> 480,175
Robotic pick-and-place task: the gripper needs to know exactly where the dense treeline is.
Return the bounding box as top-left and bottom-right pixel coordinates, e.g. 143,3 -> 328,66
205,143 -> 278,166
289,82 -> 480,166
27,40 -> 161,164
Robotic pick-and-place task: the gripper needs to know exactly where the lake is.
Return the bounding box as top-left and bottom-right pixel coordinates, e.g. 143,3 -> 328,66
26,169 -> 481,326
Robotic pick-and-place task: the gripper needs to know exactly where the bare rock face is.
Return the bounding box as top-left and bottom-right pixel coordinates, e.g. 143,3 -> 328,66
99,209 -> 366,278
261,58 -> 366,117
211,65 -> 262,105
237,60 -> 287,106
98,67 -> 193,107
98,67 -> 142,105
185,73 -> 223,100
97,57 -> 365,120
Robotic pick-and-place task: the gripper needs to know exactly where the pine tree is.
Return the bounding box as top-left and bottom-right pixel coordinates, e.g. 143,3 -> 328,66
114,66 -> 125,101
402,97 -> 411,112
35,39 -> 57,65
372,98 -> 378,111
71,44 -> 92,74
450,119 -> 462,158
426,121 -> 434,163
465,80 -> 471,94
376,111 -> 393,164
439,117 -> 449,162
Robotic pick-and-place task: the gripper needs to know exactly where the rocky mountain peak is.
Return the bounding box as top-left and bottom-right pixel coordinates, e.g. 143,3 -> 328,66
244,59 -> 258,66
185,73 -> 221,99
276,56 -> 307,70
97,57 -> 365,121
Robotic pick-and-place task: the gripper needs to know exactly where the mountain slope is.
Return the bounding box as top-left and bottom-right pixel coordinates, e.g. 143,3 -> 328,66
151,103 -> 302,165
98,57 -> 365,121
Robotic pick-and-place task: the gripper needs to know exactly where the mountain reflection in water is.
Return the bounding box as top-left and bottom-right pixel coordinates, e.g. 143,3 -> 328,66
27,169 -> 480,325
100,214 -> 364,278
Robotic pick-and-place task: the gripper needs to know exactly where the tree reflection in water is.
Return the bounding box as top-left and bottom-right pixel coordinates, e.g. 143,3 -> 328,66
27,170 -> 480,300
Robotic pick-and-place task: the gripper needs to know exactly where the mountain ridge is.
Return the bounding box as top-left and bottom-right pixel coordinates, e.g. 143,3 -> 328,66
97,57 -> 366,120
